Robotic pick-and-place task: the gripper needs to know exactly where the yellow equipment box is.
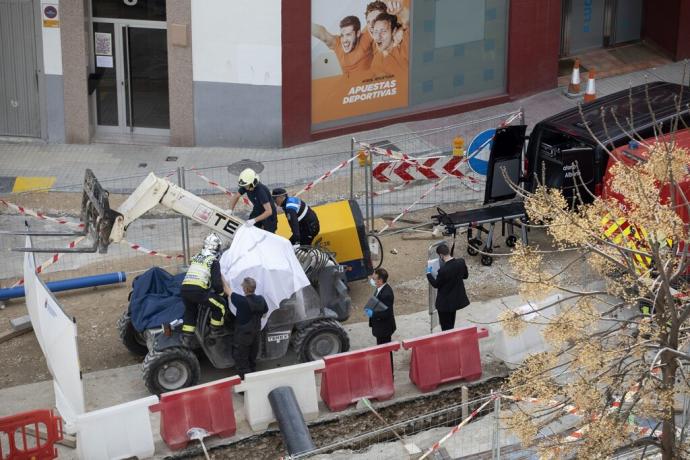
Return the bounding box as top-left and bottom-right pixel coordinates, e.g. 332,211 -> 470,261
277,199 -> 372,281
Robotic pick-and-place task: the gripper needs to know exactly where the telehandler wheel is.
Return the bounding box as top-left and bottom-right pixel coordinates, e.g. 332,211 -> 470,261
292,319 -> 350,362
117,311 -> 148,356
142,347 -> 200,394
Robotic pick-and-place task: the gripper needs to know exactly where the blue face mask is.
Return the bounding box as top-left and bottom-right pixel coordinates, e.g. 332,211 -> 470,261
369,278 -> 377,288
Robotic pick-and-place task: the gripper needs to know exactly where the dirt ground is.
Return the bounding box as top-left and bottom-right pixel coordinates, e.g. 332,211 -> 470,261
0,195 -> 576,390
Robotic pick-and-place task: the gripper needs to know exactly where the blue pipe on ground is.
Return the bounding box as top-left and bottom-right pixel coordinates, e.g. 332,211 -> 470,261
0,272 -> 127,301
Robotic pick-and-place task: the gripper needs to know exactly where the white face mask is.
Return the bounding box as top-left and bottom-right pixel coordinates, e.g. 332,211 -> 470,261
369,278 -> 377,288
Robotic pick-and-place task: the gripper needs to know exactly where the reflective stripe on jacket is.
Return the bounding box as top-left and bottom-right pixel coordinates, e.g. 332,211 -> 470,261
182,253 -> 215,289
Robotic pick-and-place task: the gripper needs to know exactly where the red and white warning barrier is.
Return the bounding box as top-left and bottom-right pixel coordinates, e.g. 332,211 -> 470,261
371,155 -> 479,185
295,155 -> 360,197
363,144 -> 481,190
419,393 -> 499,460
190,169 -> 251,207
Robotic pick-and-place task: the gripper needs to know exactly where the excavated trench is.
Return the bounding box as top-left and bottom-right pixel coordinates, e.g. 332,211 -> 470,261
175,377 -> 506,460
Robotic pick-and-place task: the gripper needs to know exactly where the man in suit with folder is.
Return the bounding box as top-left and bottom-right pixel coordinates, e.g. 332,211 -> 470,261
365,268 -> 396,344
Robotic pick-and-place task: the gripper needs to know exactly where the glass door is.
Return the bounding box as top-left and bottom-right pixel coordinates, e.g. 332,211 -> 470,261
123,26 -> 169,129
91,20 -> 169,135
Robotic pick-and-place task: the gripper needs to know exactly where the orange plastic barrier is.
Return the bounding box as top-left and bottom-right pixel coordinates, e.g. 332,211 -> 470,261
0,409 -> 63,460
402,326 -> 489,392
320,342 -> 400,411
150,376 -> 241,450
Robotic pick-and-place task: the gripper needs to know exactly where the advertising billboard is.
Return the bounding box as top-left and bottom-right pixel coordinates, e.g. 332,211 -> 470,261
311,0 -> 411,124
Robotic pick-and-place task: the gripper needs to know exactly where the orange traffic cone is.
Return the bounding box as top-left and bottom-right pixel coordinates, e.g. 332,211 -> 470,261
566,59 -> 582,97
584,69 -> 596,102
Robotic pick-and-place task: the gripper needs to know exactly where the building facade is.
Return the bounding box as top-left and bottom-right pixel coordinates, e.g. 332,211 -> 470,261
1,0 -> 689,148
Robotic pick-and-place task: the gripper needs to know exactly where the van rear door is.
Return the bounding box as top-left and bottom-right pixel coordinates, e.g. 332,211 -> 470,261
483,125 -> 527,204
535,146 -> 595,205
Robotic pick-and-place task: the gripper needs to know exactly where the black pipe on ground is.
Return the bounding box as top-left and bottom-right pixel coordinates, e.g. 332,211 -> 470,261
268,386 -> 315,456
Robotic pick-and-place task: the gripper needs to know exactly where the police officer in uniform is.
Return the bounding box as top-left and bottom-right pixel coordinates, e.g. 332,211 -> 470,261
224,277 -> 268,379
271,188 -> 320,246
227,168 -> 278,233
181,233 -> 226,344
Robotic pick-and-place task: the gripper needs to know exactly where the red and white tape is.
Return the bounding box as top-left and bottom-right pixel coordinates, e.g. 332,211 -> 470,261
419,393 -> 499,460
190,169 -> 251,207
377,175 -> 449,234
295,155 -> 360,197
1,199 -> 186,285
11,236 -> 86,287
1,199 -> 84,230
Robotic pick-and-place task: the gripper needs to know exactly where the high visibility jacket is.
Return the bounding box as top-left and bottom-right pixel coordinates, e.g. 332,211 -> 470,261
182,253 -> 216,289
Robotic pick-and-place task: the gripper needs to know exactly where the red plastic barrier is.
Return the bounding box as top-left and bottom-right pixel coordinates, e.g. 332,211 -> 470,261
320,342 -> 401,411
0,409 -> 63,460
149,376 -> 242,450
402,326 -> 489,393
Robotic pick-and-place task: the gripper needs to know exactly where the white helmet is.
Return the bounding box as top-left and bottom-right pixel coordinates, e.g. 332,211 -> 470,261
238,168 -> 259,188
201,233 -> 221,257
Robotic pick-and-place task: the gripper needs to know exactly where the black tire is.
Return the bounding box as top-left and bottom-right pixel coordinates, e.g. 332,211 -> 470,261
481,254 -> 493,266
467,238 -> 482,256
505,235 -> 518,248
292,319 -> 350,362
368,233 -> 384,270
117,312 -> 148,356
142,347 -> 200,395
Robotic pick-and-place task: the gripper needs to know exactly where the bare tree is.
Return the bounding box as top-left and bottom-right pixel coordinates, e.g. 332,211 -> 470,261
500,87 -> 690,459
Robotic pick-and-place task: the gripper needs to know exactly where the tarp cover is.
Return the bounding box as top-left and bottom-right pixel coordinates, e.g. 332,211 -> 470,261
129,267 -> 186,331
220,226 -> 310,328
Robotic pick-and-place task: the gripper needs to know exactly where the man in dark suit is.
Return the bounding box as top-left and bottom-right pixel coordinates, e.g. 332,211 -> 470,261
426,244 -> 470,331
365,268 -> 396,344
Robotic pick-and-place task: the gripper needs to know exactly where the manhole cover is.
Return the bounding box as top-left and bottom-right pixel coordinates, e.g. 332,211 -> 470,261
227,159 -> 265,176
370,140 -> 400,151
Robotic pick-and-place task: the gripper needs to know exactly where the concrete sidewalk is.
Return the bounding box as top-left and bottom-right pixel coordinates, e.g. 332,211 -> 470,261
0,61 -> 687,191
0,293 -> 524,459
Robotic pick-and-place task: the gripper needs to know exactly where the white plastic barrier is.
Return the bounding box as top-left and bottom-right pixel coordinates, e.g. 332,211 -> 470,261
23,238 -> 85,432
234,360 -> 325,431
492,294 -> 563,369
75,395 -> 159,460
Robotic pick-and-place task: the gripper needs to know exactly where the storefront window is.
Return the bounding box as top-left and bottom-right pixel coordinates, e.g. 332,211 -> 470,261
92,0 -> 166,22
410,0 -> 508,107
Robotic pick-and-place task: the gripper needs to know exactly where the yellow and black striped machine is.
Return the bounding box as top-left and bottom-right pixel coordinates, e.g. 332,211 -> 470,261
277,200 -> 373,282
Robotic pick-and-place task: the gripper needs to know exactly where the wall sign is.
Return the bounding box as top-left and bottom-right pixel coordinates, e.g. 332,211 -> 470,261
41,3 -> 60,28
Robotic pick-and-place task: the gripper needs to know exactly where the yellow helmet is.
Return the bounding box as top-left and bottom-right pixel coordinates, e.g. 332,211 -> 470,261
238,168 -> 258,188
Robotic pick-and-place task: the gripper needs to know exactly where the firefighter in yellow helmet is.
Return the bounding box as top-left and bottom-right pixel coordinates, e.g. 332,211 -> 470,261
180,233 -> 227,344
227,168 -> 278,233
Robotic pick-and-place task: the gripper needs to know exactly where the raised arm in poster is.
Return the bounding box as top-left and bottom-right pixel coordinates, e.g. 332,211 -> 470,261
311,0 -> 410,125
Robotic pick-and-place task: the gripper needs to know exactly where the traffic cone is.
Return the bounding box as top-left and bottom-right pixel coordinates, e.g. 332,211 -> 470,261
565,59 -> 582,97
584,69 -> 596,103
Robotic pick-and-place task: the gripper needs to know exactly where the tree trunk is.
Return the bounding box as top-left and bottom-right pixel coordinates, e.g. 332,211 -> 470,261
661,357 -> 678,460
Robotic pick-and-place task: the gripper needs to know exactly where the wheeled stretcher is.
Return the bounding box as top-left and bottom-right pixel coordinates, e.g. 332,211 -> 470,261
432,201 -> 528,266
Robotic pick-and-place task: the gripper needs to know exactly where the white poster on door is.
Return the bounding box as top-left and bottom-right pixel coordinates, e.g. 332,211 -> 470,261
94,32 -> 112,56
96,55 -> 113,68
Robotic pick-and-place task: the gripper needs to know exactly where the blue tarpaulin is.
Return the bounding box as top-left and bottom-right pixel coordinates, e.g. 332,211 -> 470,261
128,267 -> 186,331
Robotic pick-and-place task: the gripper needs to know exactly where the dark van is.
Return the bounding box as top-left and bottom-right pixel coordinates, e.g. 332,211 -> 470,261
523,81 -> 690,205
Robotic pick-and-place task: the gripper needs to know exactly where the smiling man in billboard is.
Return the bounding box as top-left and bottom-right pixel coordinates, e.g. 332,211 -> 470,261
312,16 -> 373,74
